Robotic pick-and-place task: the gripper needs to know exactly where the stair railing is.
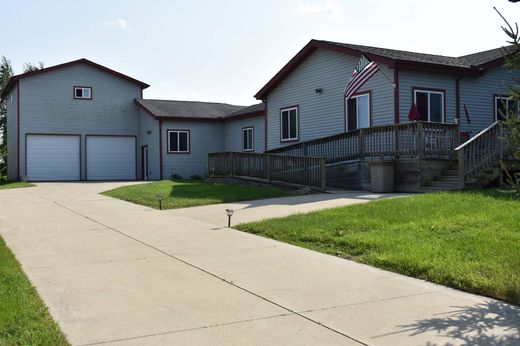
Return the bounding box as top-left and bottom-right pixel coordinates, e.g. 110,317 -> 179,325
454,121 -> 501,188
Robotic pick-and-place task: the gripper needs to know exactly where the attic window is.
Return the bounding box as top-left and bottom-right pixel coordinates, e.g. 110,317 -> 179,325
74,86 -> 92,100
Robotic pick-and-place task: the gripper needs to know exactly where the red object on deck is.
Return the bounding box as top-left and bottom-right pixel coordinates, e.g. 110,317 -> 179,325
408,103 -> 421,121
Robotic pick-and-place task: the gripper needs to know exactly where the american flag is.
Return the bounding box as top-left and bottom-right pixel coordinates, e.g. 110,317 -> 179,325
344,54 -> 380,99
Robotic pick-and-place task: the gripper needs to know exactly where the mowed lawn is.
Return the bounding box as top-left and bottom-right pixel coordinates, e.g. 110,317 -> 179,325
237,190 -> 520,305
102,180 -> 292,209
0,181 -> 34,190
0,237 -> 69,345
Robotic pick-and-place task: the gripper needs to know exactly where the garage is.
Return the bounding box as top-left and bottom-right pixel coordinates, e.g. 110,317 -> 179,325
26,134 -> 81,181
86,136 -> 136,180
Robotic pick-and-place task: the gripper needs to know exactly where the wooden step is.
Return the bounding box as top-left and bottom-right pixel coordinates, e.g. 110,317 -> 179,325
435,175 -> 460,182
442,169 -> 459,176
419,186 -> 460,193
428,180 -> 460,189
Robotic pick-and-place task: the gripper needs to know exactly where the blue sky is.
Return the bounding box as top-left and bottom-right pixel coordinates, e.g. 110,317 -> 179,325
3,0 -> 520,105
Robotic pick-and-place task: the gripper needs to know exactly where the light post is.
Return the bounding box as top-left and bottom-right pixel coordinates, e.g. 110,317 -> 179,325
226,209 -> 234,227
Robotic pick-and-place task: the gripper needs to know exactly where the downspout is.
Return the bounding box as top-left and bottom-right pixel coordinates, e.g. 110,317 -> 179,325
263,98 -> 268,151
393,68 -> 399,124
17,82 -> 20,179
455,75 -> 462,124
159,119 -> 163,180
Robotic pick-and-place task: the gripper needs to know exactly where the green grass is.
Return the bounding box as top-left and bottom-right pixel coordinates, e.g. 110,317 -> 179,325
237,190 -> 520,305
102,180 -> 293,209
0,236 -> 69,345
0,181 -> 34,190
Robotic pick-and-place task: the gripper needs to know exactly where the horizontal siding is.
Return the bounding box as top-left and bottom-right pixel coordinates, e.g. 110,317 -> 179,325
266,48 -> 394,151
6,85 -> 18,180
224,115 -> 265,152
161,120 -> 225,178
398,70 -> 457,124
19,63 -> 141,180
138,110 -> 160,180
460,66 -> 520,134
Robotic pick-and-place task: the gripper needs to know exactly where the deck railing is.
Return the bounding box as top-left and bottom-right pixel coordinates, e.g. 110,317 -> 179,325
455,121 -> 501,187
208,152 -> 326,190
267,121 -> 460,163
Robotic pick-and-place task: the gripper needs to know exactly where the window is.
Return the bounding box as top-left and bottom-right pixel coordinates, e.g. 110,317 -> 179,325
242,127 -> 254,151
346,93 -> 370,131
414,89 -> 444,122
495,95 -> 519,121
74,86 -> 92,100
167,130 -> 190,153
280,106 -> 298,141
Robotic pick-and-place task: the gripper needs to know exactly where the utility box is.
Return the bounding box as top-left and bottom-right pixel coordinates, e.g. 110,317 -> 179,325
370,161 -> 395,193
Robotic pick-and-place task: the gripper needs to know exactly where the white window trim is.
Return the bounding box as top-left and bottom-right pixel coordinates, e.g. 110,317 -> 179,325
494,95 -> 519,121
413,89 -> 445,122
280,106 -> 298,142
9,92 -> 13,104
167,130 -> 190,153
242,127 -> 254,152
345,92 -> 371,131
74,86 -> 92,100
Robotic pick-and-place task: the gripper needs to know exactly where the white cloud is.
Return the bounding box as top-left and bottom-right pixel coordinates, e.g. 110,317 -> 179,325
295,0 -> 344,18
104,18 -> 129,31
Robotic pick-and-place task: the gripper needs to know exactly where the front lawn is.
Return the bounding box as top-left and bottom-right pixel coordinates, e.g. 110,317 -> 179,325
237,190 -> 520,305
102,180 -> 292,209
0,181 -> 35,190
0,236 -> 69,345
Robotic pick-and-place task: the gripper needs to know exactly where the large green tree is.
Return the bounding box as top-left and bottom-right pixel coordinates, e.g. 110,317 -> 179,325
496,8 -> 520,196
0,57 -> 13,180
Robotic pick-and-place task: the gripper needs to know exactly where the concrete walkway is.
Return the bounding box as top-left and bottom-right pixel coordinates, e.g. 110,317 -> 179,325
0,183 -> 518,345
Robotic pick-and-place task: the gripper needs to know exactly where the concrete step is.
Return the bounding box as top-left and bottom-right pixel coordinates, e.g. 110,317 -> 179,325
435,175 -> 460,182
419,186 -> 460,193
442,169 -> 459,176
428,181 -> 461,189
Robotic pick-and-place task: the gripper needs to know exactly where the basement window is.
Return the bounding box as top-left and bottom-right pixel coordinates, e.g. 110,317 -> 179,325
168,130 -> 190,153
74,86 -> 92,100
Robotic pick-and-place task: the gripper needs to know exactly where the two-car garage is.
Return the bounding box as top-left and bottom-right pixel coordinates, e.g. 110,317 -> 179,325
26,134 -> 136,181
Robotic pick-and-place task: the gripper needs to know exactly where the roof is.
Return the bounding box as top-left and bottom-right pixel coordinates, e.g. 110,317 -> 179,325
226,103 -> 265,118
255,39 -> 515,99
1,58 -> 149,97
135,99 -> 261,120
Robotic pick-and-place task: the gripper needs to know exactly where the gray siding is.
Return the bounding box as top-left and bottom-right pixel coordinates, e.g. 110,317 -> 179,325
459,66 -> 520,134
18,63 -> 141,180
398,70 -> 457,124
138,109 -> 160,180
161,121 -> 225,178
6,85 -> 18,180
224,115 -> 265,152
266,48 -> 394,150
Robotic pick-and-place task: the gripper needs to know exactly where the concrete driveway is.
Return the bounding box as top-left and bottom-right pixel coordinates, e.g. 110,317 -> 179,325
0,183 -> 518,345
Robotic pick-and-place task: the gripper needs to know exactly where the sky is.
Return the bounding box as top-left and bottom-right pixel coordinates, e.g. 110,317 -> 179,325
2,0 -> 520,106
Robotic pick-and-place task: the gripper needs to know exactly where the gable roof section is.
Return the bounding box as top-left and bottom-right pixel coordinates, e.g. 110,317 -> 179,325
135,99 -> 248,121
226,102 -> 265,119
254,39 -> 513,100
1,58 -> 149,97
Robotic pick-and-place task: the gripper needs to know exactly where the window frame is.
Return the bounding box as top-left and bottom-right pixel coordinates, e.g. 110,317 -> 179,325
242,126 -> 254,152
167,129 -> 190,154
345,91 -> 372,132
494,94 -> 519,122
280,105 -> 299,142
412,88 -> 445,123
73,86 -> 92,100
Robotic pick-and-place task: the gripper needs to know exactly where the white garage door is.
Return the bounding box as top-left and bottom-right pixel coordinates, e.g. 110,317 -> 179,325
86,136 -> 136,180
26,135 -> 80,181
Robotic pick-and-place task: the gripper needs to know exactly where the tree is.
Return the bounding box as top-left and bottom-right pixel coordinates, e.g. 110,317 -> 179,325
496,7 -> 520,197
0,56 -> 13,180
23,61 -> 44,73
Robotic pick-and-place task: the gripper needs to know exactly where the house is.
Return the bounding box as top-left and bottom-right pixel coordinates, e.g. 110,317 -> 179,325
1,39 -> 518,186
1,59 -> 264,181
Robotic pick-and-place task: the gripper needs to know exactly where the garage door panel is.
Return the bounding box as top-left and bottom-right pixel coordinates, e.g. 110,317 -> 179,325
86,136 -> 136,180
26,135 -> 80,181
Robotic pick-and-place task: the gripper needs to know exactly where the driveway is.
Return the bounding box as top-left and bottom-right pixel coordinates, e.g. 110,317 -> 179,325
0,183 -> 518,345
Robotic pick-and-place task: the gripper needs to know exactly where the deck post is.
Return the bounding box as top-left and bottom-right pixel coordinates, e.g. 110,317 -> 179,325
359,128 -> 365,161
417,122 -> 424,160
457,148 -> 465,189
320,158 -> 326,191
266,154 -> 271,182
